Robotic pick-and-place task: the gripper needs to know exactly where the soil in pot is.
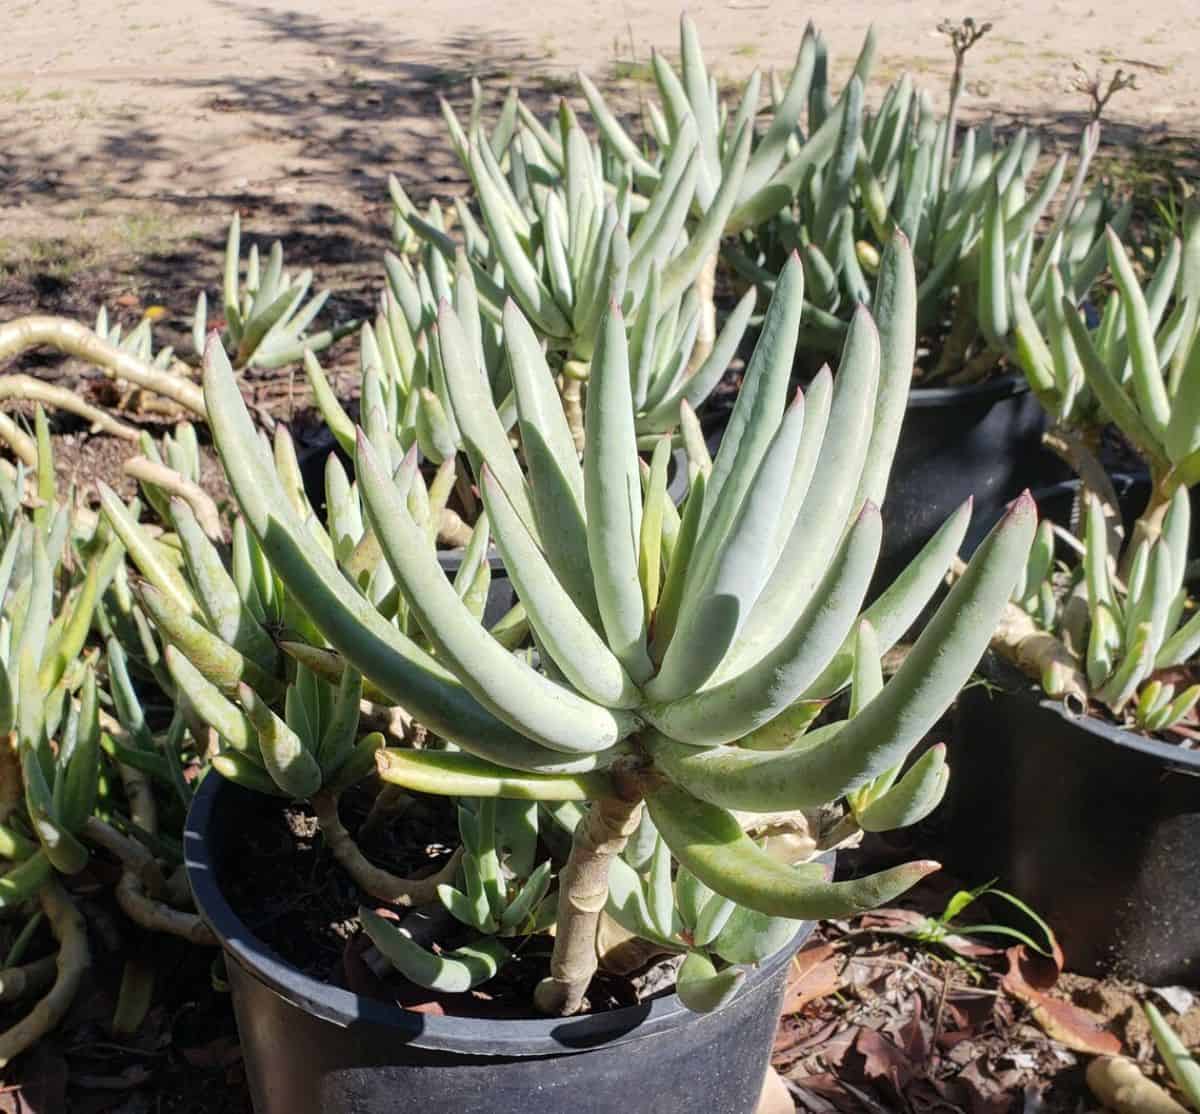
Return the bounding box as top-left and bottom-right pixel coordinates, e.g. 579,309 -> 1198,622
217,784 -> 674,1019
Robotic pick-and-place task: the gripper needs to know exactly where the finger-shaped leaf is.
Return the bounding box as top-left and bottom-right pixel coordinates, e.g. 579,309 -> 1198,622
659,119 -> 752,307
578,71 -> 659,182
792,493 -> 1035,799
648,503 -> 880,747
856,743 -> 950,831
438,301 -> 539,536
1166,313 -> 1200,463
804,498 -> 974,702
713,902 -> 803,965
648,390 -> 807,703
358,432 -> 629,755
499,860 -> 553,932
690,255 -> 804,588
732,308 -> 879,673
1065,302 -> 1166,464
164,645 -> 260,760
316,664 -> 363,779
238,684 -> 322,798
375,748 -> 614,800
504,302 -> 599,625
978,185 -> 1010,348
481,468 -> 640,709
0,850 -> 53,910
98,483 -> 199,621
638,289 -> 757,433
1106,227 -> 1171,438
171,499 -> 279,675
360,908 -> 509,992
648,783 -> 938,919
676,950 -> 744,1013
584,304 -> 653,682
302,351 -> 355,456
204,338 -> 599,774
855,233 -> 917,507
1145,1002 -> 1200,1111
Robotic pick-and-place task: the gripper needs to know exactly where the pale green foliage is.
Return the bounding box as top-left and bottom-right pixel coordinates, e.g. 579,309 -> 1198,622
1010,206 -> 1200,472
1014,488 -> 1200,730
94,305 -> 176,370
734,77 -> 1118,374
194,233 -> 1034,1011
1145,1001 -> 1200,1112
193,213 -> 358,370
0,424 -> 118,908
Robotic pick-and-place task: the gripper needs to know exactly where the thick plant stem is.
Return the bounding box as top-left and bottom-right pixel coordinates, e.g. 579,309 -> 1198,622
1125,472 -> 1174,576
83,816 -> 217,945
0,881 -> 89,1068
1087,1056 -> 1189,1114
312,790 -> 462,905
690,251 -> 718,371
437,507 -> 473,549
1043,427 -> 1123,556
0,374 -> 140,440
0,412 -> 37,468
0,316 -> 206,416
534,790 -> 644,1016
560,362 -> 588,455
100,757 -> 215,945
0,956 -> 58,1003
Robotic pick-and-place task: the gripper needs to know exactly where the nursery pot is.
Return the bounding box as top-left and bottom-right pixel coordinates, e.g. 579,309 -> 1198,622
876,374 -> 1059,589
945,657 -> 1200,985
185,776 -> 821,1114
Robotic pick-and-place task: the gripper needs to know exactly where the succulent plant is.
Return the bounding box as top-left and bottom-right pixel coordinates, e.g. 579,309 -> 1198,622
189,231 -> 1033,1017
1010,208 -> 1200,476
193,213 -> 358,371
389,100 -> 757,442
991,205 -> 1200,730
0,423 -> 119,913
731,79 -> 1123,382
1009,487 -> 1200,730
578,17 -> 876,239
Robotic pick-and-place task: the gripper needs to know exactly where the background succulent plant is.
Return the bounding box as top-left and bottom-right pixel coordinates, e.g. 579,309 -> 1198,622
192,213 -> 359,371
186,232 -> 1034,1018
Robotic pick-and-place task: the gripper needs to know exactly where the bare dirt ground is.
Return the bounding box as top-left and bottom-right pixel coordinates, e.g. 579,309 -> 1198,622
3,0 -> 1199,331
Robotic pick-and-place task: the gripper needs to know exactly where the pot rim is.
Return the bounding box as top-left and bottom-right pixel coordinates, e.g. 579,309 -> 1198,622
905,372 -> 1029,409
185,774 -> 818,1058
979,655 -> 1200,772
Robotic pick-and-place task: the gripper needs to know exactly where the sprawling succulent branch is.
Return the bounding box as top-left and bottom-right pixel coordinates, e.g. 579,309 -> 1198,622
0,374 -> 140,440
312,790 -> 463,906
0,316 -> 206,416
0,882 -> 89,1068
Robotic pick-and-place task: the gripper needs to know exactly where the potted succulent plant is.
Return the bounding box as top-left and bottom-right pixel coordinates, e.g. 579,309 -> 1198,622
159,242 -> 1035,1113
946,216 -> 1200,983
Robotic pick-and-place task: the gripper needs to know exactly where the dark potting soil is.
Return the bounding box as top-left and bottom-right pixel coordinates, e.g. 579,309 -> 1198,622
217,783 -> 673,1020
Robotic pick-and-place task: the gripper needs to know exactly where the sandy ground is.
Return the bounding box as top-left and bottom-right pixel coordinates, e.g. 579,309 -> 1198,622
1,0 -> 1198,325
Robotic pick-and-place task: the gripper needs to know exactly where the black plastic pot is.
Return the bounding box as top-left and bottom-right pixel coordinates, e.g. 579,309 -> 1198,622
186,776 -> 820,1114
946,658 -> 1200,985
876,375 -> 1061,589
